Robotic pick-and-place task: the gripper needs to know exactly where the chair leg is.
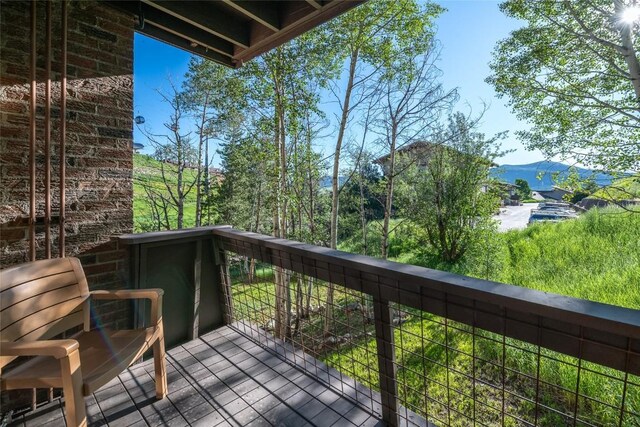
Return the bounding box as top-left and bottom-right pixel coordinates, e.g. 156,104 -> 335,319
153,321 -> 168,399
60,349 -> 87,427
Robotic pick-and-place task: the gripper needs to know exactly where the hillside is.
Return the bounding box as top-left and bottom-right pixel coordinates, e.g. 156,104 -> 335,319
490,160 -> 615,190
133,153 -> 199,232
588,174 -> 640,201
319,175 -> 347,189
328,208 -> 640,425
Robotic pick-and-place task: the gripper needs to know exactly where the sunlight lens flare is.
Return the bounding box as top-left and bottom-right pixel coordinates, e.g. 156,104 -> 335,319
621,5 -> 640,25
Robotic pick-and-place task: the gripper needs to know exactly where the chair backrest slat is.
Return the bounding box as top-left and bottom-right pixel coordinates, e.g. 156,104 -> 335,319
2,296 -> 87,342
1,272 -> 79,311
0,258 -> 90,370
1,258 -> 79,292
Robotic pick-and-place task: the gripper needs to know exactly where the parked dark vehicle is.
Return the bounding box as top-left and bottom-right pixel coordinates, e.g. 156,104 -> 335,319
528,209 -> 577,225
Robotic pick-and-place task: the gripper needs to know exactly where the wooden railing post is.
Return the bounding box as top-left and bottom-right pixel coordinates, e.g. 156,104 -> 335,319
213,238 -> 234,324
189,239 -> 202,340
373,296 -> 399,426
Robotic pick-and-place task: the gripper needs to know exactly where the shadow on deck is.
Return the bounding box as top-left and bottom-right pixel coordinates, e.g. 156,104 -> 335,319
9,325 -> 390,427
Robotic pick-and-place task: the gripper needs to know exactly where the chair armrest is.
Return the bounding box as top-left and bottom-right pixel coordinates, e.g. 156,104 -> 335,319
0,340 -> 79,359
91,289 -> 164,301
90,289 -> 164,324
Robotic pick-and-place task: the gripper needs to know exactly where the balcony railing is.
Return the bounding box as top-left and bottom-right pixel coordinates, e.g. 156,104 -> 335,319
208,227 -> 639,427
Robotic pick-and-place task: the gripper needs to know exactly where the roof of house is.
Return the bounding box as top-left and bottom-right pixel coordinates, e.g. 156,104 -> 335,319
104,0 -> 364,68
497,181 -> 518,189
374,140 -> 499,167
373,141 -> 437,164
538,187 -> 573,195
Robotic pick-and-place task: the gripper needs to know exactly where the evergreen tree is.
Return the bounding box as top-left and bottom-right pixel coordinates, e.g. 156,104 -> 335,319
515,178 -> 532,200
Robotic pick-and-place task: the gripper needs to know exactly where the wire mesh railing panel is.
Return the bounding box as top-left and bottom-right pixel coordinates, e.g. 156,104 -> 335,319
211,229 -> 640,427
391,303 -> 640,427
221,253 -> 383,416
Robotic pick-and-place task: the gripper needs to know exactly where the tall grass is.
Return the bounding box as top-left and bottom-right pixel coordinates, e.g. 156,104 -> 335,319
228,208 -> 639,425
347,208 -> 640,310
589,175 -> 640,201
485,207 -> 640,309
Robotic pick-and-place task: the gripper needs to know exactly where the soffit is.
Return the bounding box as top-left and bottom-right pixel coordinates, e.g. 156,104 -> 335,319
103,0 -> 364,67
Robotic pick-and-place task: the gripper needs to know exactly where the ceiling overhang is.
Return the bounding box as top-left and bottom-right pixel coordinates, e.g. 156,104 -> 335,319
103,0 -> 364,68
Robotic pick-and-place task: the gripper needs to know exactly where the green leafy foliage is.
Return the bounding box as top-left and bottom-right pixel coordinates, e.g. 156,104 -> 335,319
214,135 -> 272,232
514,178 -> 532,200
400,207 -> 640,310
233,207 -> 639,426
494,208 -> 640,309
488,0 -> 640,172
402,113 -> 505,262
327,0 -> 444,77
589,174 -> 640,201
342,207 -> 640,310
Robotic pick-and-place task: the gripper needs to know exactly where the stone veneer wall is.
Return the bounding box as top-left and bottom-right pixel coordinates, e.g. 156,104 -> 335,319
1,1 -> 135,411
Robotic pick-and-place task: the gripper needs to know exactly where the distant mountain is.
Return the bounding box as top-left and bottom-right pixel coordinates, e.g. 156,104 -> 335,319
490,161 -> 616,191
319,176 -> 347,189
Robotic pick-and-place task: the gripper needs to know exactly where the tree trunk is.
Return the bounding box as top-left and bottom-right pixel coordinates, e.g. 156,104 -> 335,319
615,0 -> 640,104
177,167 -> 184,229
273,72 -> 290,340
248,181 -> 262,283
358,163 -> 368,255
381,123 -> 397,260
204,137 -> 210,225
294,273 -> 303,334
305,141 -> 315,318
330,48 -> 359,250
195,93 -> 209,228
325,48 -> 359,337
176,128 -> 185,230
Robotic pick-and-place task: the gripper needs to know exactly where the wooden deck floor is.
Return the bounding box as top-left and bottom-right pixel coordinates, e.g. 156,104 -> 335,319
8,325 -> 387,427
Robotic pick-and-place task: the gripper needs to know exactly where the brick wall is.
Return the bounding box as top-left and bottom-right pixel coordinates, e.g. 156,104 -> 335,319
1,1 -> 135,412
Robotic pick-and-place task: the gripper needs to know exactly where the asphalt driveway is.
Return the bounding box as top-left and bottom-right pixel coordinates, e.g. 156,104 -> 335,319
493,203 -> 539,232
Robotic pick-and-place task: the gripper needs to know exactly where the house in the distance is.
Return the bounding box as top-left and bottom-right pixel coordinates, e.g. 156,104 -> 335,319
375,140 -> 498,172
374,141 -> 439,175
495,181 -> 520,206
376,141 -> 505,203
537,186 -> 573,201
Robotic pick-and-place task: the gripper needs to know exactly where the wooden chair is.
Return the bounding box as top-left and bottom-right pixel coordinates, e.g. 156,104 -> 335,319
0,257 -> 167,427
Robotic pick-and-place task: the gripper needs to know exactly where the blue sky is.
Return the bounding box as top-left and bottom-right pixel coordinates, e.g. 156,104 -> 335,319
133,0 -> 545,167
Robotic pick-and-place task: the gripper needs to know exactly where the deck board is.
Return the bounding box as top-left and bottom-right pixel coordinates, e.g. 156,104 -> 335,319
9,325 -> 387,426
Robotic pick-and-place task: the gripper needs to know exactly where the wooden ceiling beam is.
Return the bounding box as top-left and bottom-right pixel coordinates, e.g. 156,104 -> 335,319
233,0 -> 363,66
304,0 -> 323,10
140,24 -> 235,67
220,1 -> 280,32
144,0 -> 251,49
105,1 -> 235,58
102,0 -> 365,68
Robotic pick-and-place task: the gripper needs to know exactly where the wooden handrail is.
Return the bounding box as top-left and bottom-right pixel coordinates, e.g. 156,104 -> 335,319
210,227 -> 640,378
